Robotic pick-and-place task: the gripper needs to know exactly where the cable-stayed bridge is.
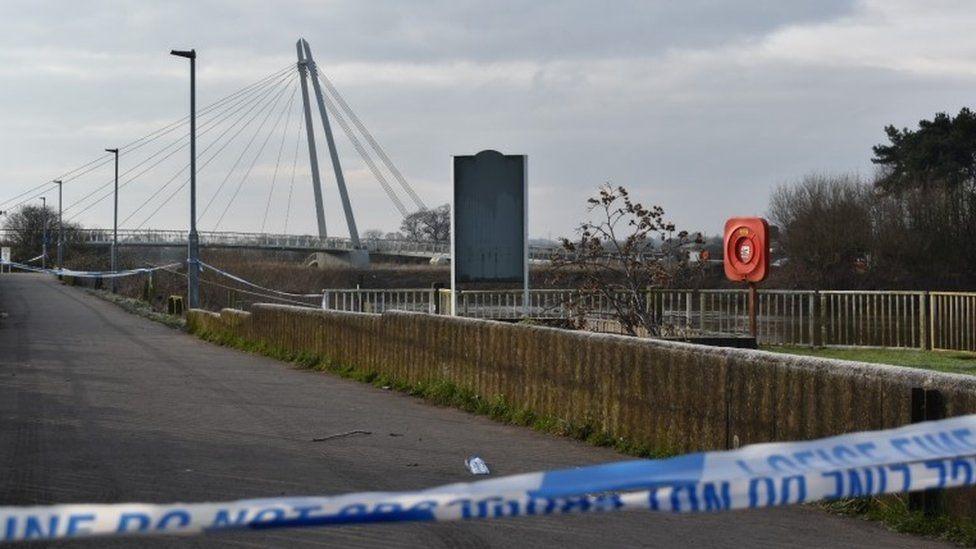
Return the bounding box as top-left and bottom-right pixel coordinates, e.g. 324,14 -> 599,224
0,38 -> 446,266
32,228 -> 566,260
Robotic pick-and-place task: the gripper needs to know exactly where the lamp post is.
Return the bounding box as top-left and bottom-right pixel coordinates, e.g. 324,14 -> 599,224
54,179 -> 63,268
105,148 -> 119,292
171,48 -> 199,309
40,197 -> 47,269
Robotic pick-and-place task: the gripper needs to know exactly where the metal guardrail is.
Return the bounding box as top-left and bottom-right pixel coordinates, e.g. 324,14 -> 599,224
318,287 -> 976,353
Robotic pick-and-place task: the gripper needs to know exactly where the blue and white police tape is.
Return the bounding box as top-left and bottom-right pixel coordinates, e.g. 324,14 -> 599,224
4,414 -> 976,543
198,260 -> 323,298
0,260 -> 180,279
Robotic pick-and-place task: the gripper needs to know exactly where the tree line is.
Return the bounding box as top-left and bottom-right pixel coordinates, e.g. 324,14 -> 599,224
769,107 -> 976,289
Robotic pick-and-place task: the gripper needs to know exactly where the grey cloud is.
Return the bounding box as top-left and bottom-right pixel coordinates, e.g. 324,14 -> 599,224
1,0 -> 972,240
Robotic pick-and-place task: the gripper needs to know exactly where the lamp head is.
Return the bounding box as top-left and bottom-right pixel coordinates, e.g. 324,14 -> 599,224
170,49 -> 195,59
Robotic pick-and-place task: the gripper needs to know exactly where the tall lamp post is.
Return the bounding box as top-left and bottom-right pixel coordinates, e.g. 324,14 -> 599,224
105,148 -> 119,293
171,48 -> 199,309
54,179 -> 63,268
40,197 -> 48,269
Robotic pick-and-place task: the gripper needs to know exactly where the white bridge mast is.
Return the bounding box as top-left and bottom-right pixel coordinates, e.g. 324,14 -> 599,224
296,37 -> 368,266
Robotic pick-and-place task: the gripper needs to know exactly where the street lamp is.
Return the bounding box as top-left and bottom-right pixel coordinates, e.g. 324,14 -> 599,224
54,179 -> 63,268
105,148 -> 119,293
40,196 -> 47,269
170,48 -> 199,309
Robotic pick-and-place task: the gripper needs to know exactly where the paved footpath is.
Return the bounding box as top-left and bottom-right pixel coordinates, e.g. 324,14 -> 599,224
0,274 -> 946,547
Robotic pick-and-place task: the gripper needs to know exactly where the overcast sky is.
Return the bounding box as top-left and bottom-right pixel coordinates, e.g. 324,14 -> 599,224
1,0 -> 975,239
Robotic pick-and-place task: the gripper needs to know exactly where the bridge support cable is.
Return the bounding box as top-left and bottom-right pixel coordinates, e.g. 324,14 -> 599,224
282,116 -> 305,234
213,85 -> 300,230
316,73 -> 409,217
0,64 -> 294,212
66,71 -> 298,224
0,182 -> 60,213
62,64 -> 295,187
67,69 -> 297,217
198,77 -> 297,221
117,73 -> 298,227
0,181 -> 59,212
261,83 -> 300,233
317,71 -> 427,212
129,74 -> 300,230
62,69 -> 296,219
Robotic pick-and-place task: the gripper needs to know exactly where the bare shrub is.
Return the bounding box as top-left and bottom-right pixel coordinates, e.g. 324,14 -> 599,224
550,184 -> 703,337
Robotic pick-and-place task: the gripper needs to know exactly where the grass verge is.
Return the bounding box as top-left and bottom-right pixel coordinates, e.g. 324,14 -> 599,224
771,345 -> 976,544
765,345 -> 976,376
83,288 -> 185,329
192,327 -> 670,460
824,497 -> 976,546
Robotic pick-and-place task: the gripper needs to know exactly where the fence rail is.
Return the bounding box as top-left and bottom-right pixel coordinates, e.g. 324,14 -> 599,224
317,287 -> 976,353
931,292 -> 976,352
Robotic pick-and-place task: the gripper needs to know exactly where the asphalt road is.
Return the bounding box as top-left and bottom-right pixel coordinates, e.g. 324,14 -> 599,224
0,274 -> 945,548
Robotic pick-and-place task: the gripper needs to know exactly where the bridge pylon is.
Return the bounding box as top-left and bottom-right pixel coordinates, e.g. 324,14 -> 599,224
296,38 -> 369,267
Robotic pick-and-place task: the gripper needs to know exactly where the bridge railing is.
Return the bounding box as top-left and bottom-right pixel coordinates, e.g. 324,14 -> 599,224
321,288 -> 437,314
0,227 -> 573,259
50,228 -> 452,255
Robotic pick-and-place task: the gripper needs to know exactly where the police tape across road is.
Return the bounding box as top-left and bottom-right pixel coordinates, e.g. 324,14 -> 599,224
198,260 -> 323,298
4,415 -> 976,543
0,260 -> 181,279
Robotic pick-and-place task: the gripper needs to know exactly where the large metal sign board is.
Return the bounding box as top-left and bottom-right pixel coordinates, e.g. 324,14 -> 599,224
1,247 -> 10,263
452,150 -> 527,284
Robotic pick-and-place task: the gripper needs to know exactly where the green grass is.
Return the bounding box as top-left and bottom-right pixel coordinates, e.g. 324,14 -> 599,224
83,288 -> 185,330
765,345 -> 976,376
824,496 -> 976,546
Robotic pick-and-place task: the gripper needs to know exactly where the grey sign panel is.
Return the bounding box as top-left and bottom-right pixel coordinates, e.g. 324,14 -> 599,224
452,150 -> 526,283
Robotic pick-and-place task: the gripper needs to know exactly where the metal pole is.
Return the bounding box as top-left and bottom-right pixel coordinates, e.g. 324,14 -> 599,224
106,148 -> 119,292
171,48 -> 199,309
295,40 -> 328,238
55,180 -> 63,268
301,39 -> 363,252
40,197 -> 47,269
748,282 -> 758,339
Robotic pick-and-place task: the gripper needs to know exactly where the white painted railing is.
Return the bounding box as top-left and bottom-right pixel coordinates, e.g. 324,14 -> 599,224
320,288 -> 437,314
